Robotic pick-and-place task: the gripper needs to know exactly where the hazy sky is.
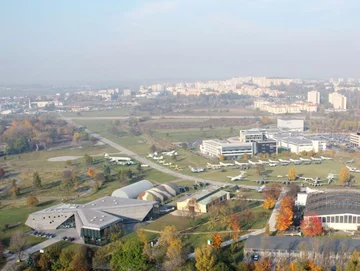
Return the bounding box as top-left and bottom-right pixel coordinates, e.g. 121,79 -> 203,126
1,0 -> 360,84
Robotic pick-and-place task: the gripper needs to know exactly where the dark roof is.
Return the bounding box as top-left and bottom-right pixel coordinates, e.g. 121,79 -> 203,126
245,236 -> 360,254
304,191 -> 360,216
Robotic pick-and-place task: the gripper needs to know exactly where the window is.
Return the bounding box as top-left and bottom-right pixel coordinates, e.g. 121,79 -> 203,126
331,217 -> 334,223
349,216 -> 353,223
344,216 -> 348,223
353,216 -> 357,223
327,216 -> 330,223
322,217 -> 326,223
357,217 -> 360,224
340,216 -> 343,223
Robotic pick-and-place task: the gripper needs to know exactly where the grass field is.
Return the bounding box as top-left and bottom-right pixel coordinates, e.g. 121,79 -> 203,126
61,107 -> 130,117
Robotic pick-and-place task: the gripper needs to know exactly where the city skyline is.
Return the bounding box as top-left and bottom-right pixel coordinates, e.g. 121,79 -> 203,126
1,0 -> 360,84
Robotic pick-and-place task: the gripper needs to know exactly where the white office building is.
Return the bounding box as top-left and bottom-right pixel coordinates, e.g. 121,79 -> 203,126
307,90 -> 320,104
329,92 -> 347,110
350,132 -> 360,147
277,118 -> 304,132
239,129 -> 265,143
274,136 -> 326,154
200,139 -> 253,159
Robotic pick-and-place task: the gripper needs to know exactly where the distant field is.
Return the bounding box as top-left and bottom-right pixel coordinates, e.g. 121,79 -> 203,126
154,126 -> 249,142
61,107 -> 130,117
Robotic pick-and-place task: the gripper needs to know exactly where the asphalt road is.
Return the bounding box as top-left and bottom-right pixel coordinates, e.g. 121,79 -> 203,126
63,115 -> 258,120
62,116 -> 260,190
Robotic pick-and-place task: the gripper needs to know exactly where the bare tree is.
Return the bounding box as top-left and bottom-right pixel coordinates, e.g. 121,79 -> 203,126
10,230 -> 27,262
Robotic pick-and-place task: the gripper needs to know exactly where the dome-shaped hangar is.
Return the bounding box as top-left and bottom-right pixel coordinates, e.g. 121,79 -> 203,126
111,180 -> 153,199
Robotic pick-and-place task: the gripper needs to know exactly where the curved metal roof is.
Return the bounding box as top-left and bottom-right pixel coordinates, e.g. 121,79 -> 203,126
111,180 -> 153,199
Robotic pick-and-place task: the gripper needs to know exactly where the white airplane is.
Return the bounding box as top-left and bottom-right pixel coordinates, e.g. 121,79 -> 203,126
227,172 -> 246,181
189,166 -> 205,173
257,185 -> 265,192
300,157 -> 311,162
346,165 -> 357,172
269,163 -> 277,167
327,173 -> 338,184
158,160 -> 165,164
290,158 -> 302,165
258,160 -> 269,165
279,159 -> 290,163
105,154 -> 132,162
280,161 -> 290,166
321,156 -> 333,160
347,159 -> 355,164
268,159 -> 279,164
163,162 -> 172,166
299,176 -> 314,182
162,150 -> 178,156
147,152 -> 158,158
206,163 -> 222,169
220,162 -> 234,167
141,164 -> 149,168
248,160 -> 260,166
153,156 -> 164,160
311,157 -> 322,161
234,161 -> 250,168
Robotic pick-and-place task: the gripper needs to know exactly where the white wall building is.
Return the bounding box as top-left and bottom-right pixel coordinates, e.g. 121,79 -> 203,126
307,90 -> 320,104
329,92 -> 347,110
350,132 -> 360,147
200,139 -> 253,158
275,137 -> 326,153
277,118 -> 304,132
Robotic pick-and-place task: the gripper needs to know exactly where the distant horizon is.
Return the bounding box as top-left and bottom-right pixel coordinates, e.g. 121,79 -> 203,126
1,0 -> 360,85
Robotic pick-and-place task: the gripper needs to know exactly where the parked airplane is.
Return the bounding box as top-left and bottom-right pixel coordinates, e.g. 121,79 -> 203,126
311,157 -> 322,161
147,152 -> 158,158
257,185 -> 265,192
299,176 -> 314,182
258,160 -> 269,165
248,160 -> 260,166
206,163 -> 222,170
300,157 -> 311,162
234,161 -> 250,169
346,165 -> 360,173
220,162 -> 234,167
279,159 -> 290,163
162,150 -> 178,156
268,159 -> 279,164
347,159 -> 355,164
327,173 -> 338,184
117,160 -> 135,166
290,159 -> 302,165
280,161 -> 290,166
105,154 -> 132,162
141,164 -> 149,168
227,172 -> 246,181
320,156 -> 333,160
189,166 -> 205,173
269,163 -> 277,167
153,156 -> 164,160
163,162 -> 172,166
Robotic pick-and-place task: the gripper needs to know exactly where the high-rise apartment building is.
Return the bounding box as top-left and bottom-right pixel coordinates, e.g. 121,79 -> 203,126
307,90 -> 320,104
329,92 -> 347,110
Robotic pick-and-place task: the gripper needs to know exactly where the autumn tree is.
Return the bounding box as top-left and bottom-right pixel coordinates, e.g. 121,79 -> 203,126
10,179 -> 20,198
275,196 -> 294,231
254,257 -> 272,271
288,167 -> 297,181
84,154 -> 93,166
27,194 -> 39,207
339,167 -> 351,184
243,153 -> 249,161
73,132 -> 81,143
228,214 -> 241,241
159,225 -> 184,271
195,245 -> 216,271
265,224 -> 271,235
345,250 -> 360,271
263,184 -> 281,199
88,168 -> 96,178
256,164 -> 265,177
219,154 -> 225,161
301,213 -> 323,237
32,171 -> 42,189
10,230 -> 27,262
263,197 -> 276,210
0,168 -> 5,178
211,233 -> 222,249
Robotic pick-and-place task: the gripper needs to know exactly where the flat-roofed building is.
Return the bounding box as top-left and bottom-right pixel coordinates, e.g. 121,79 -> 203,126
329,92 -> 347,110
200,139 -> 253,159
240,129 -> 265,143
275,136 -> 326,153
307,90 -> 320,104
350,132 -> 360,147
277,118 -> 304,132
177,189 -> 230,213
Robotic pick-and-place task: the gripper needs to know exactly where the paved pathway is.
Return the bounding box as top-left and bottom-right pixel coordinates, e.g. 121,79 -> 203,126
268,188 -> 288,232
2,239 -> 60,271
64,117 -> 259,191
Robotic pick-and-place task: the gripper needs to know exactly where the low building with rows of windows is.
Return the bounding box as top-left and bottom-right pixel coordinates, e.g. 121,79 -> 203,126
303,190 -> 360,231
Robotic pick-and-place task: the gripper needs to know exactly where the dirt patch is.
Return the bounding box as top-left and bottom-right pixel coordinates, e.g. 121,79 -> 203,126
47,156 -> 82,162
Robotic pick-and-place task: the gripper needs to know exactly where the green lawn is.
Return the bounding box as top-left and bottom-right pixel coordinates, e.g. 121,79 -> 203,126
61,107 -> 130,117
